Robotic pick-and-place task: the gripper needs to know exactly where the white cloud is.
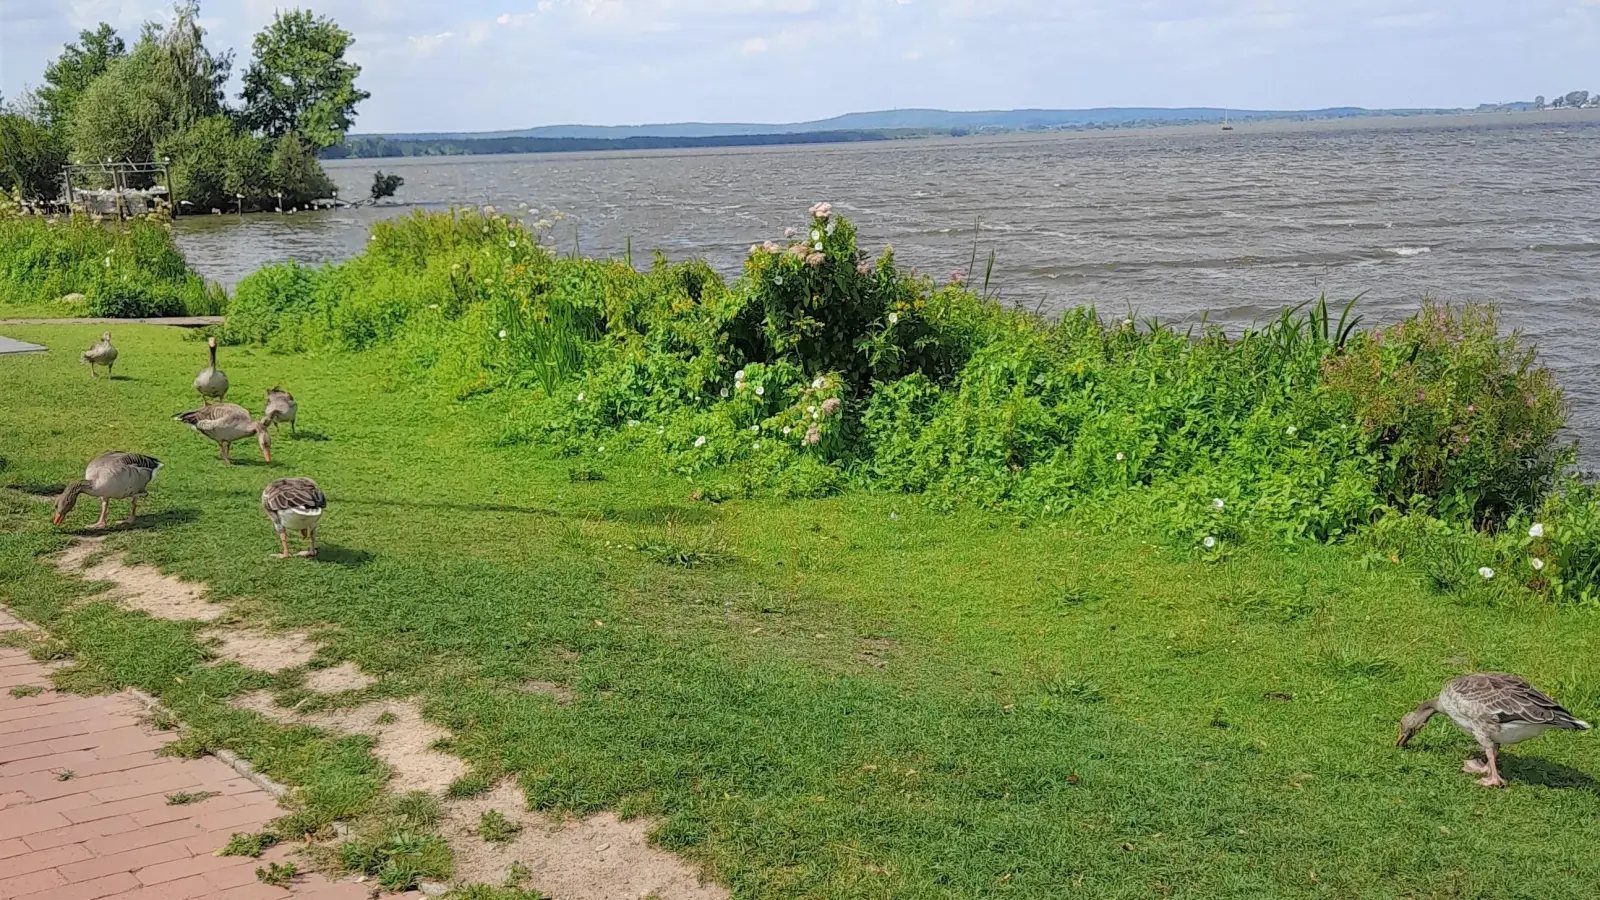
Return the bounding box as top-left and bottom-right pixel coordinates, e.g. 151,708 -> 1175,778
740,36 -> 768,54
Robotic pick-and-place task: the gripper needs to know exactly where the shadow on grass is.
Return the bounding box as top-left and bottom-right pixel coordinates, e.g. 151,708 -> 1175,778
606,504 -> 718,527
58,508 -> 202,534
5,482 -> 64,499
1505,755 -> 1598,791
288,430 -> 331,442
108,375 -> 136,382
312,544 -> 372,568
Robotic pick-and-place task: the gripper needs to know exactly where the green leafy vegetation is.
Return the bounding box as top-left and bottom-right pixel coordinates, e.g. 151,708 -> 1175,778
166,789 -> 218,805
219,831 -> 281,858
255,861 -> 298,887
8,684 -> 43,697
476,809 -> 522,843
0,203 -> 222,315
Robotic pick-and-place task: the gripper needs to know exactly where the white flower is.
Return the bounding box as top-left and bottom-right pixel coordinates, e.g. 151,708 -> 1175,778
508,240 -> 517,249
1478,567 -> 1495,580
887,313 -> 898,325
576,392 -> 585,402
807,405 -> 818,415
811,229 -> 822,242
752,441 -> 761,450
720,387 -> 730,398
497,329 -> 507,339
1034,374 -> 1046,385
597,445 -> 604,453
1203,536 -> 1217,549
774,276 -> 784,286
749,425 -> 760,433
657,426 -> 665,434
814,242 -> 824,252
1285,425 -> 1298,436
1532,557 -> 1546,571
1529,523 -> 1545,538
429,304 -> 440,310
1122,318 -> 1133,327
694,435 -> 707,448
782,426 -> 792,436
1212,498 -> 1225,510
754,385 -> 764,397
826,220 -> 837,235
104,257 -> 111,267
1115,452 -> 1125,461
627,419 -> 639,427
812,377 -> 826,389
735,369 -> 746,381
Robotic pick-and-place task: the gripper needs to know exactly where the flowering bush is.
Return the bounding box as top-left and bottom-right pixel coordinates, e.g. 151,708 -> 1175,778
0,209 -> 215,317
1321,304 -> 1570,523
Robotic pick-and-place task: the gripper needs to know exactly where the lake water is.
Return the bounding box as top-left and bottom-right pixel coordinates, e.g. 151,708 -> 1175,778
173,113 -> 1600,455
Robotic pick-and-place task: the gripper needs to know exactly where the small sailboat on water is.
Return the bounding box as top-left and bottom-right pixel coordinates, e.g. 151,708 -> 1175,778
1221,109 -> 1234,131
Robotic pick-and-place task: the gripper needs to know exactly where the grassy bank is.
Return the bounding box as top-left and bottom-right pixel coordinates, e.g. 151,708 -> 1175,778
2,325 -> 1599,897
0,205 -> 224,317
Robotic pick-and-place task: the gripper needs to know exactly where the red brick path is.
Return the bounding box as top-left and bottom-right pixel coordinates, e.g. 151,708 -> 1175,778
0,609 -> 391,900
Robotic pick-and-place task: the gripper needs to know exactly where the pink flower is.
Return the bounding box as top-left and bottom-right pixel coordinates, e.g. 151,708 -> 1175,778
821,397 -> 841,417
1416,391 -> 1426,402
762,240 -> 780,254
803,424 -> 822,446
809,202 -> 833,219
806,252 -> 825,267
784,227 -> 796,238
1465,404 -> 1477,414
788,243 -> 808,259
856,261 -> 872,275
950,269 -> 967,285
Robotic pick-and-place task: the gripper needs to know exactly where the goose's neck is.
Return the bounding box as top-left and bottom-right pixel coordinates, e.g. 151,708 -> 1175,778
208,344 -> 217,367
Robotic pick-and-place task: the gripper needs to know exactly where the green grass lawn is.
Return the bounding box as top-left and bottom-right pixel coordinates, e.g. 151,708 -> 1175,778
3,324 -> 1598,898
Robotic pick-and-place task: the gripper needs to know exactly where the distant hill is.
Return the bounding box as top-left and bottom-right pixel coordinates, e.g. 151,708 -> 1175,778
328,105 -> 1467,159
367,105 -> 1452,142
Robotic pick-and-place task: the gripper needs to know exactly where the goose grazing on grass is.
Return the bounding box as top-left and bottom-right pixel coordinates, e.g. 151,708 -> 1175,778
262,477 -> 325,558
81,332 -> 117,378
194,335 -> 228,403
1398,672 -> 1591,787
264,386 -> 297,434
174,403 -> 271,464
53,452 -> 160,529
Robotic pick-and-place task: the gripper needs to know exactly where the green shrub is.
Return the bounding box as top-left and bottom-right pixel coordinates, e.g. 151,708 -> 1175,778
220,205 -> 1575,571
0,210 -> 213,316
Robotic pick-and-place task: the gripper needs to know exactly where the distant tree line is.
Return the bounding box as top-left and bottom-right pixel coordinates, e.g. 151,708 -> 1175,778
321,129 -> 937,159
0,2 -> 368,213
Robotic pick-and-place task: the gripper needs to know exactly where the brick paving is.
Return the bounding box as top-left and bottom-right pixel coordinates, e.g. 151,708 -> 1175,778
0,608 -> 404,900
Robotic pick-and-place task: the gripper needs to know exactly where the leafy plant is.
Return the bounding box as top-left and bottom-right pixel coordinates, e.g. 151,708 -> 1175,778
256,861 -> 297,887
476,809 -> 522,843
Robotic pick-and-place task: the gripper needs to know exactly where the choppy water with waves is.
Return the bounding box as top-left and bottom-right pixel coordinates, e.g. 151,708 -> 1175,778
173,117 -> 1600,455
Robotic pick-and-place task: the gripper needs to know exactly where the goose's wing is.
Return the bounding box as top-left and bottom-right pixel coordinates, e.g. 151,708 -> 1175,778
175,403 -> 249,427
90,452 -> 162,474
262,478 -> 326,513
1450,673 -> 1586,729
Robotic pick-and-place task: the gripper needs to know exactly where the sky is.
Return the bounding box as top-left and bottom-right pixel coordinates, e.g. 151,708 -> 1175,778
1,0 -> 1596,133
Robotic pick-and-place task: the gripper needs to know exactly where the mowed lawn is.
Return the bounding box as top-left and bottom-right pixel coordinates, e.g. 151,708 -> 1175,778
2,323 -> 1599,899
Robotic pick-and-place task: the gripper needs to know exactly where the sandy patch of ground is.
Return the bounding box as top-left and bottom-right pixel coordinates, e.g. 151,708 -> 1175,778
521,681 -> 574,704
206,628 -> 317,672
304,661 -> 375,693
444,782 -> 728,900
234,693 -> 465,794
55,538 -> 223,621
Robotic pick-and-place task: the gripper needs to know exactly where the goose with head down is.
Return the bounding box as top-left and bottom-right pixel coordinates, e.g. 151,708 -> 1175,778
264,386 -> 296,434
81,332 -> 117,378
174,403 -> 271,464
194,336 -> 228,403
53,452 -> 160,529
1398,672 -> 1591,787
262,477 -> 325,558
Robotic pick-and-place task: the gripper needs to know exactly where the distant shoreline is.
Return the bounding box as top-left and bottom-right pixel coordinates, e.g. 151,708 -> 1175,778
323,107 -> 1600,167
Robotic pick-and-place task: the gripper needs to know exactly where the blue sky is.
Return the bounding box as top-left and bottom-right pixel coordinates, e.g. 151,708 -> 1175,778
2,0 -> 1596,132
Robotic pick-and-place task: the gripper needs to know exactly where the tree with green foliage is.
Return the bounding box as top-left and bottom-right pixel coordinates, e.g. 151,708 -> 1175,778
0,112 -> 67,201
36,24 -> 126,131
240,10 -> 368,149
